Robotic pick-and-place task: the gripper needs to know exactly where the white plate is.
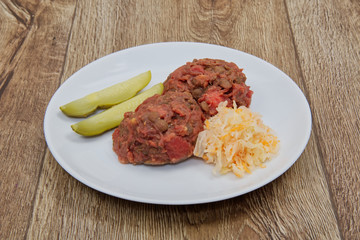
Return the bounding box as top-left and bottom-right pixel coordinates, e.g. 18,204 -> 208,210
44,42 -> 312,205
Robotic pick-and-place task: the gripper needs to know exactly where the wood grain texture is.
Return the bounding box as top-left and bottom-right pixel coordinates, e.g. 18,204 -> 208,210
24,0 -> 340,239
2,0 -> 358,239
286,0 -> 360,238
0,0 -> 76,239
0,0 -> 30,97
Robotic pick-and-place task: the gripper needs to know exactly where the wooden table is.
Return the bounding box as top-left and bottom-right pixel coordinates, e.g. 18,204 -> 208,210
1,0 -> 359,239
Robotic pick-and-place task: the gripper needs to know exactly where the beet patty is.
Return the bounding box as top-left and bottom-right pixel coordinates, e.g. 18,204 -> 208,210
112,91 -> 204,165
164,58 -> 253,117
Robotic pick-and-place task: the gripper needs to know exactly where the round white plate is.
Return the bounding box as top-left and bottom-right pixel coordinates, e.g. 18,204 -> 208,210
44,42 -> 312,205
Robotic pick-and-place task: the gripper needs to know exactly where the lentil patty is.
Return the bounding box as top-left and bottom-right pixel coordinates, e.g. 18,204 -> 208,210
112,91 -> 204,165
164,58 -> 253,117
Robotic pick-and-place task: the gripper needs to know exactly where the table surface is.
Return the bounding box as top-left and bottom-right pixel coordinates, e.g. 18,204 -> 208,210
1,0 -> 359,239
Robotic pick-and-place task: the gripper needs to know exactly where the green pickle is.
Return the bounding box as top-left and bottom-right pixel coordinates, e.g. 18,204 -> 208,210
60,71 -> 151,117
71,83 -> 164,136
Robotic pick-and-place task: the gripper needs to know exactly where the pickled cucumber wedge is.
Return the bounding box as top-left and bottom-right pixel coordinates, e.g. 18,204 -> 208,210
71,83 -> 164,136
60,71 -> 151,117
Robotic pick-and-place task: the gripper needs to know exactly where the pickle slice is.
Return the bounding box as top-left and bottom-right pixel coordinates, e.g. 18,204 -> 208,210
60,71 -> 151,117
71,83 -> 164,136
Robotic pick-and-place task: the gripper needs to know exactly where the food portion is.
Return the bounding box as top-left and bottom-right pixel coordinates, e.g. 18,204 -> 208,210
112,58 -> 259,167
163,58 -> 253,118
62,58 -> 278,176
60,71 -> 151,117
194,101 -> 279,177
71,83 -> 164,136
112,91 -> 204,165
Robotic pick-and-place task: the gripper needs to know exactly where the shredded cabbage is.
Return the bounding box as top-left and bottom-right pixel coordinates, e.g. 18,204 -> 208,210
194,101 -> 279,177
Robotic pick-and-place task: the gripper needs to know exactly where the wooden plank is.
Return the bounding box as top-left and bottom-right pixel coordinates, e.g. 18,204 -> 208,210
0,1 -> 26,87
285,0 -> 360,238
27,0 -> 341,239
0,0 -> 76,239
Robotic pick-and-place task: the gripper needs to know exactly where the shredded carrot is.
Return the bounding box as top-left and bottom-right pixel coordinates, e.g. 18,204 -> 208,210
205,120 -> 210,129
193,101 -> 279,177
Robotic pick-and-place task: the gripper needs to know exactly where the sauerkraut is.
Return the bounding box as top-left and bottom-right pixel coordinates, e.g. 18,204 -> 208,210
193,101 -> 279,177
